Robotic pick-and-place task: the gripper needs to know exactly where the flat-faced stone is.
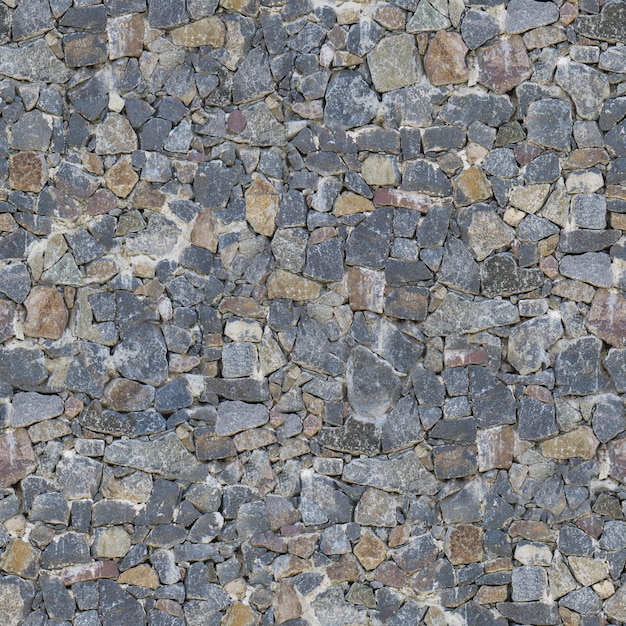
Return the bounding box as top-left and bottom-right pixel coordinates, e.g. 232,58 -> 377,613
0,576 -> 34,626
96,114 -> 138,155
245,174 -> 279,237
452,166 -> 492,207
542,426 -> 599,462
496,602 -> 559,625
555,336 -> 608,395
433,445 -> 478,479
347,267 -> 385,313
105,158 -> 138,198
575,1 -> 626,43
445,525 -> 483,564
266,269 -> 321,301
0,429 -> 38,488
11,392 -> 64,428
477,425 -> 514,471
107,13 -> 144,60
586,289 -> 626,348
23,286 -> 67,340
406,0 -> 451,32
526,98 -> 572,151
171,16 -> 224,47
507,312 -> 562,375
324,71 -> 379,130
104,379 -> 154,412
440,237 -> 480,294
384,286 -> 428,321
64,32 -> 108,67
555,59 -> 610,120
118,565 -> 160,589
113,323 -> 168,386
354,488 -> 398,527
369,34 -> 420,92
506,0 -> 559,33
0,38 -> 72,83
0,264 -> 30,303
424,31 -> 468,86
469,365 -> 517,427
457,203 -> 514,261
477,35 -> 532,95
0,539 -> 39,580
560,252 -> 612,288
215,400 -> 269,436
9,152 -> 48,192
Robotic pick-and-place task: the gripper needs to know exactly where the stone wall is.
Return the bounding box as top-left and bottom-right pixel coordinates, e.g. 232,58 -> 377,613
0,0 -> 626,623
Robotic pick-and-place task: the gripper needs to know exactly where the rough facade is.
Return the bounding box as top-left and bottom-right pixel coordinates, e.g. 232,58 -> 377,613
0,0 -> 626,624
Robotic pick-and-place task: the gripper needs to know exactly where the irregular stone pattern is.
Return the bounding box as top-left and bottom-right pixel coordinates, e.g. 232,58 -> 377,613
0,0 -> 624,623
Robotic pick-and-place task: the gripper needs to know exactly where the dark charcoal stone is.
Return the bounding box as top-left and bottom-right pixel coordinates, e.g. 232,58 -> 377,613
555,336 -> 609,395
402,159 -> 451,196
324,71 -> 379,130
481,253 -> 543,297
469,365 -> 516,427
518,396 -> 558,441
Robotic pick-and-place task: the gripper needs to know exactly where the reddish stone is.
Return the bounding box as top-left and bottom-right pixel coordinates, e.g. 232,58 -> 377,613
374,561 -> 406,588
445,524 -> 483,565
326,554 -> 360,583
373,188 -> 431,212
9,152 -> 48,192
86,189 -> 117,215
514,142 -> 543,166
227,110 -> 247,134
477,35 -> 532,95
131,181 -> 165,209
0,429 -> 38,488
444,346 -> 488,368
586,289 -> 626,348
60,560 -> 119,585
24,286 -> 68,340
424,31 -> 468,86
274,581 -> 301,625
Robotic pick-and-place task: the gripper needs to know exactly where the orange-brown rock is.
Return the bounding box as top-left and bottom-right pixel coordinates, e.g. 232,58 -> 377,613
245,175 -> 280,237
452,166 -> 492,207
118,565 -> 159,589
105,158 -> 138,198
24,286 -> 68,340
191,208 -> 219,252
444,524 -> 483,565
333,192 -> 374,216
171,17 -> 225,48
354,531 -> 387,570
9,152 -> 48,192
0,539 -> 40,579
274,582 -> 301,625
424,31 -> 469,86
542,426 -> 600,462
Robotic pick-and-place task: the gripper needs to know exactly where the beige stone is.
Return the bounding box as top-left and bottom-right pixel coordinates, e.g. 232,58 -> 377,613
274,582 -> 301,625
24,286 -> 68,340
541,427 -> 599,461
424,31 -> 468,85
333,192 -> 374,216
106,158 -> 139,198
551,279 -> 595,303
172,17 -> 225,48
266,270 -> 321,301
347,267 -> 385,313
586,289 -> 626,348
118,565 -> 160,589
0,539 -> 39,579
191,208 -> 219,252
354,531 -> 387,570
368,34 -> 420,92
96,114 -> 138,155
108,13 -> 144,60
477,426 -> 514,471
568,556 -> 608,587
9,152 -> 48,192
509,184 -> 551,214
93,527 -> 131,558
361,154 -> 400,186
245,175 -> 279,237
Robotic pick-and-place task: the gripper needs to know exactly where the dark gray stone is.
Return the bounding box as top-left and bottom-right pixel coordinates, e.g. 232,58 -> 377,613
215,401 -> 269,436
346,207 -> 392,270
41,575 -> 75,620
518,396 -> 558,441
41,532 -> 91,569
233,47 -> 273,104
481,253 -> 543,297
9,111 -> 51,152
469,365 -> 516,428
12,0 -> 52,40
606,120 -> 626,157
402,159 -> 451,196
440,237 -> 480,295
558,229 -> 620,253
99,580 -> 146,626
113,324 -> 168,386
304,237 -> 344,282
560,252 -> 612,288
526,99 -> 572,151
193,161 -> 242,210
496,602 -> 559,625
439,91 -> 514,128
461,9 -> 500,49
148,0 -> 188,28
575,1 -> 626,43
560,588 -> 602,615
505,0 -> 559,34
324,71 -> 379,130
0,346 -> 48,390
155,379 -> 193,414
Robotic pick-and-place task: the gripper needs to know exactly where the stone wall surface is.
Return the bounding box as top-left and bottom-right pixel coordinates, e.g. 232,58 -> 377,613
1,0 -> 626,623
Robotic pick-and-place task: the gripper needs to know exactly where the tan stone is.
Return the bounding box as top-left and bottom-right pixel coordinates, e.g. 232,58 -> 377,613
374,4 -> 406,30
354,531 -> 387,570
172,17 -> 225,48
477,425 -> 514,471
361,154 -> 399,186
452,166 -> 492,207
93,527 -> 131,558
509,520 -> 553,542
245,175 -> 279,237
28,418 -> 72,443
0,539 -> 39,579
0,429 -> 38,488
445,524 -> 483,565
266,269 -> 321,301
551,279 -> 595,303
24,286 -> 68,340
611,213 -> 626,230
477,35 -> 532,95
509,184 -> 551,214
107,13 -> 144,60
333,192 -> 374,216
424,31 -> 468,85
218,296 -> 264,318
104,378 -> 154,412
106,158 -> 139,198
131,181 -> 166,209
475,585 -> 508,604
221,0 -> 259,16
9,152 -> 48,192
568,556 -> 608,587
586,289 -> 626,348
542,427 -> 599,461
368,33 -> 420,93
191,208 -> 219,252
101,469 -> 153,503
384,286 -> 428,321
274,582 -> 301,625
118,565 -> 160,589
348,267 -> 385,313
154,599 -> 185,618
388,525 -> 410,548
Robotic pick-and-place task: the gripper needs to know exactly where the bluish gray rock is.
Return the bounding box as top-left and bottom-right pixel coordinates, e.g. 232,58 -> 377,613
324,71 -> 379,130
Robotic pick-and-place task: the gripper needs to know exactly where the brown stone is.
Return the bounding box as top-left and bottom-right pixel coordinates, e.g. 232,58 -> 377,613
154,599 -> 184,618
222,602 -> 257,626
245,175 -> 279,237
221,0 -> 260,16
28,418 -> 72,443
64,396 -> 84,418
326,553 -> 360,583
333,191 -> 374,216
191,208 -> 219,252
274,581 -> 301,625
509,520 -> 553,542
105,158 -> 138,198
609,437 -> 626,483
373,561 -> 406,588
117,565 -> 160,589
424,31 -> 468,86
348,267 -> 385,313
108,13 -> 144,59
286,533 -> 318,559
388,525 -> 410,548
65,32 -> 108,67
477,425 -> 514,471
23,286 -> 68,340
9,152 -> 48,192
131,181 -> 166,209
444,524 -> 483,565
87,189 -> 117,216
476,585 -> 509,605
433,444 -> 478,479
0,429 -> 38,488
564,148 -> 610,170
266,270 -> 321,301
551,279 -> 595,303
354,531 -> 387,570
104,379 -> 154,412
542,427 -> 600,462
477,35 -> 533,95
0,299 -> 15,343
172,17 -> 225,47
60,560 -> 119,585
452,166 -> 492,207
374,4 -> 406,30
384,286 -> 429,321
0,539 -> 39,579
586,289 -> 626,348
560,2 -> 578,25
373,188 -> 432,212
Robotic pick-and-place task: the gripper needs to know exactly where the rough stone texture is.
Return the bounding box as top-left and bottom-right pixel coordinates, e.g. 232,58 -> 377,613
0,1 -> 623,623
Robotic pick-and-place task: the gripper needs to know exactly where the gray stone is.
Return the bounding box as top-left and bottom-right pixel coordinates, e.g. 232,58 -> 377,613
440,91 -> 514,128
113,323 -> 168,386
481,253 -> 543,297
9,111 -> 51,152
461,9 -> 500,49
508,313 -> 563,375
526,98 -> 572,151
12,0 -> 52,40
555,60 -> 610,121
505,0 -> 559,34
304,237 -> 344,282
559,252 -> 612,288
318,417 -> 381,456
406,0 -> 450,31
440,237 -> 480,295
0,264 -> 30,303
11,392 -> 64,427
605,348 -> 626,392
402,159 -> 451,196
560,587 -> 602,615
558,229 -> 620,253
555,336 -> 609,395
606,120 -> 626,157
342,450 -> 440,495
575,1 -> 626,43
292,317 -> 343,377
368,34 -> 420,93
104,432 -> 209,482
511,566 -> 548,602
371,319 -> 422,373
496,602 -> 559,625
233,47 -> 273,104
0,39 -> 72,83
469,365 -> 517,427
99,580 -> 146,626
0,346 -> 48,390
382,395 -> 424,453
41,575 -> 75,620
324,71 -> 379,130
518,396 -> 558,441
0,576 -> 34,626
41,532 -> 91,569
457,203 -> 514,261
148,0 -> 188,27
215,400 -> 269,436
221,342 -> 258,378
193,160 -> 242,210
412,364 -> 445,407
347,345 -> 401,418
384,84 -> 446,127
